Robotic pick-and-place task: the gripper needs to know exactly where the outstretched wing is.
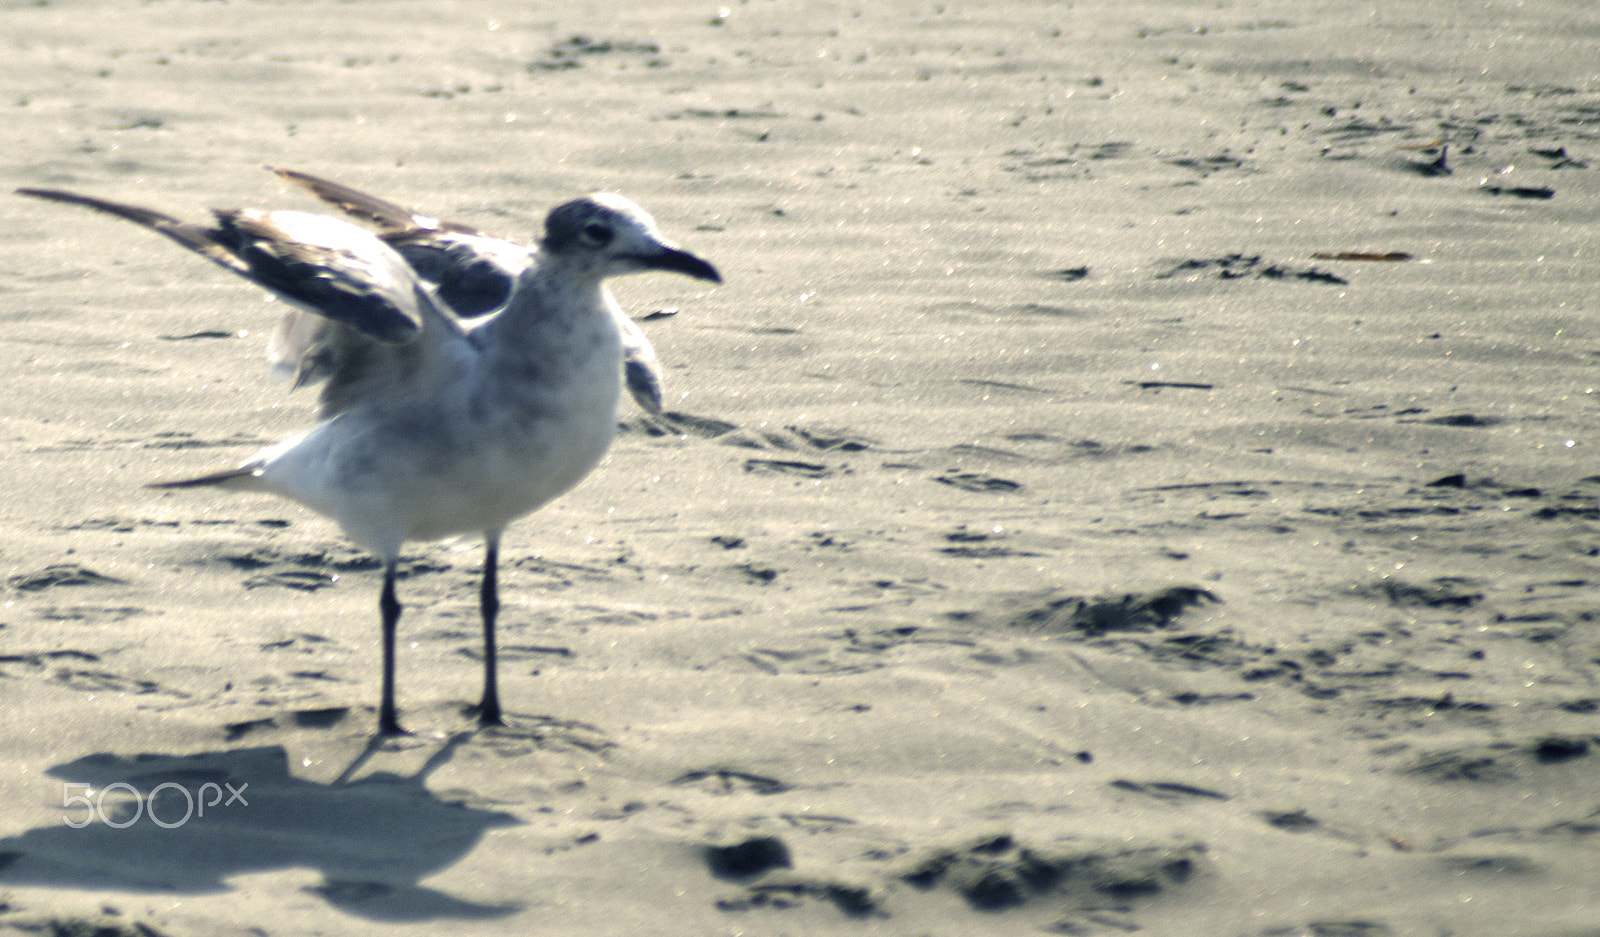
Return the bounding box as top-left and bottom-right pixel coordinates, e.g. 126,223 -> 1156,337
17,187 -> 425,345
210,208 -> 425,343
269,165 -> 483,236
271,167 -> 670,414
16,186 -> 460,417
271,165 -> 524,318
383,231 -> 526,317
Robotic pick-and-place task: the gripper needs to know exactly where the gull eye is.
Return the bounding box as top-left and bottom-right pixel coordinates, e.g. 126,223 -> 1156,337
579,221 -> 613,248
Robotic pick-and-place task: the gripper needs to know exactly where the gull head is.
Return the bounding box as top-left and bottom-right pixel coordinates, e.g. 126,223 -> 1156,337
541,194 -> 721,284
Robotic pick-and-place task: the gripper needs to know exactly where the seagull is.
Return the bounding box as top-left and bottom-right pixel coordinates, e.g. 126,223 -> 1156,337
266,166 -> 669,416
16,181 -> 721,735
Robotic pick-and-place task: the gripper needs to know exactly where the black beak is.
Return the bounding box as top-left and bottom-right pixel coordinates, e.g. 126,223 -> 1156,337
649,246 -> 722,284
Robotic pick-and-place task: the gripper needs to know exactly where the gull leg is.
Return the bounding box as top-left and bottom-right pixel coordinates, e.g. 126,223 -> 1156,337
477,532 -> 505,727
378,561 -> 407,735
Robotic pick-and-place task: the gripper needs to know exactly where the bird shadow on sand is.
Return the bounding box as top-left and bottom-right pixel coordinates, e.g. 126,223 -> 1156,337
0,738 -> 521,921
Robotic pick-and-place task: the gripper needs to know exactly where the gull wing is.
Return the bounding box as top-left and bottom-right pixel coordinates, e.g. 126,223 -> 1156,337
210,208 -> 424,343
269,164 -> 483,235
16,186 -> 460,417
382,231 -> 526,317
17,187 -> 425,345
615,309 -> 664,415
271,165 -> 522,318
271,167 -> 670,413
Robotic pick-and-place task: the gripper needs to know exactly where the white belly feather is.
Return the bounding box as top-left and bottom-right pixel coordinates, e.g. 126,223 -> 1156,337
251,314 -> 623,556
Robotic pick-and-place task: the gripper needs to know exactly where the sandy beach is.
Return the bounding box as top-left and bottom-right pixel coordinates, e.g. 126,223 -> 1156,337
3,0 -> 1600,933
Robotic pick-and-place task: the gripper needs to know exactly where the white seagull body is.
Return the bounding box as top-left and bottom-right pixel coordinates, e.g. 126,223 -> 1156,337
16,181 -> 721,735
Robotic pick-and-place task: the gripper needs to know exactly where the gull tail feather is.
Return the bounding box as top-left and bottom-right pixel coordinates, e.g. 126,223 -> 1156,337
146,467 -> 263,490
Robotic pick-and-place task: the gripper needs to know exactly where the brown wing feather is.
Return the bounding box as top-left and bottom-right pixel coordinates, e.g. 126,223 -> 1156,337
16,187 -> 250,276
267,165 -> 484,236
18,186 -> 424,348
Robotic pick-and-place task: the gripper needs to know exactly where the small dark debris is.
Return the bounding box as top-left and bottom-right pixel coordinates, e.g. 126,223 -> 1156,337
1310,251 -> 1412,262
965,868 -> 1027,909
1133,380 -> 1214,390
1406,750 -> 1510,783
1375,579 -> 1481,609
7,564 -> 124,591
0,649 -> 99,665
671,767 -> 790,795
1424,413 -> 1501,428
657,412 -> 739,438
1171,691 -> 1256,705
222,718 -> 275,742
1098,874 -> 1163,900
1261,808 -> 1319,831
744,458 -> 831,478
969,834 -> 1016,854
945,527 -> 992,543
1404,146 -> 1451,176
1294,268 -> 1348,285
717,876 -> 880,917
736,563 -> 779,584
707,836 -> 792,879
158,330 -> 236,341
934,471 -> 1022,493
819,882 -> 879,917
1153,253 -> 1346,284
1002,586 -> 1220,636
291,707 -> 349,729
789,425 -> 871,452
1110,779 -> 1230,801
530,35 -> 663,71
1295,919 -> 1393,937
244,570 -> 337,592
1481,185 -> 1555,200
901,836 -> 1205,912
1530,146 -> 1588,169
1534,504 -> 1600,520
1532,736 -> 1590,764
